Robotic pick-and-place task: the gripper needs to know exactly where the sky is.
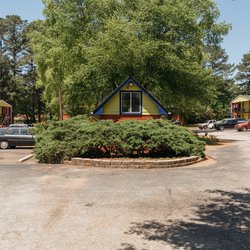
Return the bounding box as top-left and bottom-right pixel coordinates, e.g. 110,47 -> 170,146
216,0 -> 250,65
0,0 -> 44,22
0,0 -> 249,66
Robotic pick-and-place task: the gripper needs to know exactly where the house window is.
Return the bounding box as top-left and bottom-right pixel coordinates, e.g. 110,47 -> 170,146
121,92 -> 141,114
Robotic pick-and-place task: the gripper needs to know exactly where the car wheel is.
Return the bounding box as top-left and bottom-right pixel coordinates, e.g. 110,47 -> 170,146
242,127 -> 247,132
0,140 -> 9,149
219,126 -> 224,131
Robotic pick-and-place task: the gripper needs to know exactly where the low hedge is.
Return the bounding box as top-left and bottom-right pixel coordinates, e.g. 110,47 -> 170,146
34,116 -> 205,163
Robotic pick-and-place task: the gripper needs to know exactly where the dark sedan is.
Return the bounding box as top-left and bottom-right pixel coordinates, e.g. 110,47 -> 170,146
0,128 -> 8,135
0,127 -> 35,149
214,118 -> 246,130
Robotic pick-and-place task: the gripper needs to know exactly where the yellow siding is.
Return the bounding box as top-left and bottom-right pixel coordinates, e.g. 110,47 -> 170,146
243,101 -> 249,111
242,101 -> 249,120
103,92 -> 120,115
142,93 -> 159,115
103,83 -> 159,115
121,85 -> 141,91
241,112 -> 249,120
233,100 -> 250,120
243,114 -> 249,120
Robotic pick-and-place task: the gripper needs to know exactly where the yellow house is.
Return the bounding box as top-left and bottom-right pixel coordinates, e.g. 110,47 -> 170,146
93,77 -> 168,122
231,95 -> 250,120
0,100 -> 12,126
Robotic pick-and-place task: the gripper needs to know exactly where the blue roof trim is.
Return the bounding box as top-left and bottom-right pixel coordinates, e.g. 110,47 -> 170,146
158,106 -> 168,115
93,76 -> 168,116
95,107 -> 103,115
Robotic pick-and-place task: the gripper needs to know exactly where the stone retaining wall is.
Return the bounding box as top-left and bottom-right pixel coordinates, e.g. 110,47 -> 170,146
65,156 -> 201,169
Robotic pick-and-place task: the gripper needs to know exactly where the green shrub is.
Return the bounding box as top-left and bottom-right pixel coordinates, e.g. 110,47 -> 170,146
34,117 -> 205,163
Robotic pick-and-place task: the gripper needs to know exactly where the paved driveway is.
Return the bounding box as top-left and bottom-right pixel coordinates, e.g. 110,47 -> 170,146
0,148 -> 34,164
0,130 -> 250,250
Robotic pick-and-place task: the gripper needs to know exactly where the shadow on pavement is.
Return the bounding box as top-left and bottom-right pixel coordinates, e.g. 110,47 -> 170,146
13,147 -> 34,149
121,189 -> 250,250
119,243 -> 137,250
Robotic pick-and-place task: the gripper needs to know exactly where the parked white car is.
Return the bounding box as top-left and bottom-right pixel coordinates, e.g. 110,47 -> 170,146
198,120 -> 217,129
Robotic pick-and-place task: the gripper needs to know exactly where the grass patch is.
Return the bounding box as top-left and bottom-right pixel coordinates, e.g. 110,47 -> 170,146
197,135 -> 220,145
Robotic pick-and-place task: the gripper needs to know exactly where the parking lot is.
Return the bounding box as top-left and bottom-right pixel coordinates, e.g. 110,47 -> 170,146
0,148 -> 34,164
0,130 -> 250,250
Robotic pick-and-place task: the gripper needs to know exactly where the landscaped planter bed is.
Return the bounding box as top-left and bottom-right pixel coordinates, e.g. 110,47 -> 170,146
65,156 -> 201,169
35,117 -> 205,164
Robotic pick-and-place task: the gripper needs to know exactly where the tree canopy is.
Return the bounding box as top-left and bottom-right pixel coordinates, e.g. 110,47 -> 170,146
0,15 -> 44,123
30,0 -> 231,119
237,52 -> 250,94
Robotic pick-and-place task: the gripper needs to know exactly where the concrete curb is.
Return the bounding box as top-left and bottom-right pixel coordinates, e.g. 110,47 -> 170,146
19,155 -> 33,163
65,156 -> 202,169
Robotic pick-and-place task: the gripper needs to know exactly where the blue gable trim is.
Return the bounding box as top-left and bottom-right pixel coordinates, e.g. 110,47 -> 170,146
93,76 -> 168,116
95,107 -> 103,115
158,106 -> 168,115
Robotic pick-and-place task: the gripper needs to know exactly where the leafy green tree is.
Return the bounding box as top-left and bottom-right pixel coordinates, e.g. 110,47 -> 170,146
236,52 -> 250,94
2,15 -> 29,116
0,17 -> 11,101
30,19 -> 68,120
31,0 -> 231,119
0,16 -> 45,123
0,52 -> 11,101
200,19 -> 241,120
204,45 -> 239,119
21,21 -> 45,123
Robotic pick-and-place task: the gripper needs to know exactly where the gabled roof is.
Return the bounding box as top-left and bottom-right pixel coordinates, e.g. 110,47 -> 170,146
93,76 -> 168,115
0,100 -> 12,108
231,95 -> 250,103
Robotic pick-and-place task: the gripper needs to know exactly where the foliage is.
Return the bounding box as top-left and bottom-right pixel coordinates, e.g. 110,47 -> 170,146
0,15 -> 45,123
199,20 -> 240,122
34,117 -> 205,163
236,52 -> 250,94
30,0 -> 231,118
197,135 -> 220,146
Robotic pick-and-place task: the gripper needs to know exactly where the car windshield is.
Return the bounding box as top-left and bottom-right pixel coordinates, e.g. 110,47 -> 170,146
221,119 -> 229,124
0,128 -> 7,135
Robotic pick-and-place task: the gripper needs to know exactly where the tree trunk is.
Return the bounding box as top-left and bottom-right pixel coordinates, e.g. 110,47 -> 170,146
58,84 -> 63,120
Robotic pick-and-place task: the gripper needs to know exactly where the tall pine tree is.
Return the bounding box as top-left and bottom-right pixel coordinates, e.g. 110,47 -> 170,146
237,52 -> 250,94
0,16 -> 44,123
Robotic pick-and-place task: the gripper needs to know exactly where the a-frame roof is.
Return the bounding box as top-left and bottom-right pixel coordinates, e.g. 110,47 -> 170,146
93,77 -> 168,115
231,95 -> 250,103
0,100 -> 12,108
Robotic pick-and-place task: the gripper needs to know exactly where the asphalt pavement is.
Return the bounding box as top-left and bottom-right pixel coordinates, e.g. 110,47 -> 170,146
0,130 -> 250,250
0,148 -> 34,164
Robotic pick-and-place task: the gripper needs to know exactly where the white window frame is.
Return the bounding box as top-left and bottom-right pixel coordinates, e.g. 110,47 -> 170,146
121,91 -> 142,114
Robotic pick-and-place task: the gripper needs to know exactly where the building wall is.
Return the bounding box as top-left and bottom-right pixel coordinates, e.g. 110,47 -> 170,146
232,100 -> 250,120
0,106 -> 12,125
100,115 -> 161,122
103,84 -> 159,115
240,101 -> 250,120
103,92 -> 120,115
